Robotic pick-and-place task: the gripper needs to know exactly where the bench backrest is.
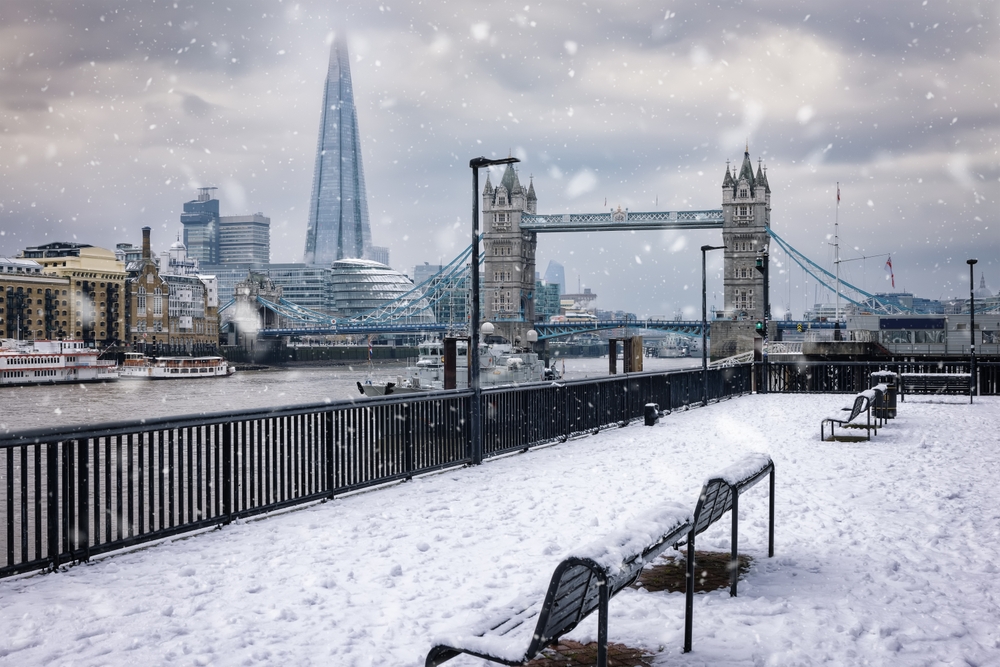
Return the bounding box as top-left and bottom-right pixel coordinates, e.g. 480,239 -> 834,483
845,393 -> 869,422
526,515 -> 691,655
692,453 -> 774,536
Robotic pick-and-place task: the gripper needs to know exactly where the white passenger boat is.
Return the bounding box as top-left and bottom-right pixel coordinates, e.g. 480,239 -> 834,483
359,340 -> 557,397
0,339 -> 119,386
119,352 -> 234,379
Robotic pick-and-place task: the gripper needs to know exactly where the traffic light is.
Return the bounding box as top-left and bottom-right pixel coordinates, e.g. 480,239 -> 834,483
755,320 -> 764,334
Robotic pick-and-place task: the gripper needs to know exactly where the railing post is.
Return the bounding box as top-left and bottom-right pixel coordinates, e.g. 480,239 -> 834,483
221,423 -> 233,524
404,402 -> 414,479
325,409 -> 335,498
77,438 -> 90,563
46,441 -> 59,572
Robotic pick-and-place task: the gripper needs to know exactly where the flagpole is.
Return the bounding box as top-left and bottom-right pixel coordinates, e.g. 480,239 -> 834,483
835,183 -> 841,322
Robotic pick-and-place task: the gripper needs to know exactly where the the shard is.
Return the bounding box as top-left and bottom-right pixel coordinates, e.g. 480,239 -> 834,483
303,35 -> 373,266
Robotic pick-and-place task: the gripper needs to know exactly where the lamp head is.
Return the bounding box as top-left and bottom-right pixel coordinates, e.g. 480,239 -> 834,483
470,156 -> 520,169
967,258 -> 978,266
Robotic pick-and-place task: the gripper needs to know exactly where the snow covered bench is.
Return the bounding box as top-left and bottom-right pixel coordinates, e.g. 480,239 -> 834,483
426,453 -> 776,664
898,372 -> 970,401
680,452 -> 775,652
820,390 -> 879,441
425,504 -> 693,666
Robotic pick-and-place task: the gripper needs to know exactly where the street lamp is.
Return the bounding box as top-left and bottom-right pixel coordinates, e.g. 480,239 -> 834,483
968,258 -> 978,404
701,244 -> 725,406
469,155 -> 519,465
755,248 -> 770,395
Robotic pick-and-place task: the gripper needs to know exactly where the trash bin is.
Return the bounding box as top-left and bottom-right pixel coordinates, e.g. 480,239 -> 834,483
644,403 -> 660,426
871,371 -> 897,419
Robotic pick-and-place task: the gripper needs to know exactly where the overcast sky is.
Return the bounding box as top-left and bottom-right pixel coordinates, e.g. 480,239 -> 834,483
1,0 -> 997,318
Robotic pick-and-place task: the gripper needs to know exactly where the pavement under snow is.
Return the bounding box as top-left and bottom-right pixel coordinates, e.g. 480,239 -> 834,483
1,393 -> 998,666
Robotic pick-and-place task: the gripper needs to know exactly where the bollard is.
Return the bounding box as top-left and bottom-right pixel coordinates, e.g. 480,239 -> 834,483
644,403 -> 660,426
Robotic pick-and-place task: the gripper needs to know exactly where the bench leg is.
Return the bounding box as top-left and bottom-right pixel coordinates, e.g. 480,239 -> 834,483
598,578 -> 609,667
684,534 -> 695,653
730,491 -> 739,597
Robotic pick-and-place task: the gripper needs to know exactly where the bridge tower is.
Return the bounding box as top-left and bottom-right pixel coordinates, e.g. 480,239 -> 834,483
482,164 -> 537,345
712,147 -> 772,358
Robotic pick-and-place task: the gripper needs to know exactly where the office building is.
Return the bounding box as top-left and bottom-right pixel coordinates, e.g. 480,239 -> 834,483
219,213 -> 270,264
303,35 -> 374,265
181,187 -> 221,265
181,188 -> 271,266
329,259 -> 433,322
542,260 -> 565,295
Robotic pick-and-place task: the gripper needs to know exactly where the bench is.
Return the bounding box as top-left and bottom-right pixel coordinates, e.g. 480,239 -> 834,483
898,372 -> 970,401
426,453 -> 776,664
681,453 -> 775,652
425,504 -> 692,666
821,389 -> 879,441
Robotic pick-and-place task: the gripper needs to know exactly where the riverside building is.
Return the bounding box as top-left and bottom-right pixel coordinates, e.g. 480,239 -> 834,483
17,242 -> 127,348
124,228 -> 218,354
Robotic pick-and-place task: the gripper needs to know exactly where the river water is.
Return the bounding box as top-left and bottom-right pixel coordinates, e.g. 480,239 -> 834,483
0,356 -> 699,433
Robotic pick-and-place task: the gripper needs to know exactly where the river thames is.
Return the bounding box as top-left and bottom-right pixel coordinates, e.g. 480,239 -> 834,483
0,356 -> 699,433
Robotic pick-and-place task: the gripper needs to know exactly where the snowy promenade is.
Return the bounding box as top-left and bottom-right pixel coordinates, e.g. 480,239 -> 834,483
2,394 -> 999,666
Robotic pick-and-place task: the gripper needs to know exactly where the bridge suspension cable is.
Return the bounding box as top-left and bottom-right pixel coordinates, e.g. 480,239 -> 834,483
767,229 -> 910,315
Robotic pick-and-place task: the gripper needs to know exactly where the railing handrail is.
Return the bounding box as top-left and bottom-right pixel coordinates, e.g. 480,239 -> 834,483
0,364 -> 711,446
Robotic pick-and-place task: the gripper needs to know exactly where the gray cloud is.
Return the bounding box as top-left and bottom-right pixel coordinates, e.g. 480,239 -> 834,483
0,0 -> 997,318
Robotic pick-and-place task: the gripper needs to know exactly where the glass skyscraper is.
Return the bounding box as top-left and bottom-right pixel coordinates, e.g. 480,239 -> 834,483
303,35 -> 373,266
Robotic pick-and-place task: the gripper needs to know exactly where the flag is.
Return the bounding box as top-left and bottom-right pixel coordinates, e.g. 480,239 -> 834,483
885,257 -> 895,289
368,335 -> 373,361
837,184 -> 840,204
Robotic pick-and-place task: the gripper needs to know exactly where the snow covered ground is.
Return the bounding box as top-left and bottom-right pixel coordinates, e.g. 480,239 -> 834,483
2,393 -> 999,666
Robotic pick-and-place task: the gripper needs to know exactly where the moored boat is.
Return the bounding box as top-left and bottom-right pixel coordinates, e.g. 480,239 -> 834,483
119,352 -> 234,379
359,339 -> 556,397
0,339 -> 119,386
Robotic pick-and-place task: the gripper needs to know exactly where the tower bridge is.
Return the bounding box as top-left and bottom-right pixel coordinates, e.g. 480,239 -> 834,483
480,148 -> 771,356
235,146 -> 915,359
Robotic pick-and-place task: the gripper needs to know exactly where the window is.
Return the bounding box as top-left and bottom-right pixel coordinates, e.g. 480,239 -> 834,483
137,287 -> 146,316
153,288 -> 163,316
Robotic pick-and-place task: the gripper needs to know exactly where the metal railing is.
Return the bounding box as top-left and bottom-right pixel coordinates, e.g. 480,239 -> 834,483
764,360 -> 1000,395
1,365 -> 752,579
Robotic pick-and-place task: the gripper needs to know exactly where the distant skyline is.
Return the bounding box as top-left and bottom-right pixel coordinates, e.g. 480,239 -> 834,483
0,1 -> 996,318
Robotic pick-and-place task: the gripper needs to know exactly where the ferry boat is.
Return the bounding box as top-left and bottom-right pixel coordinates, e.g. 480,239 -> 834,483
359,339 -> 556,396
119,352 -> 234,379
0,339 -> 119,386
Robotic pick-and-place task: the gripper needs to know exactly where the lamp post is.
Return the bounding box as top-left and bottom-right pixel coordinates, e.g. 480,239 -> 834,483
701,244 -> 725,406
755,248 -> 770,395
968,258 -> 978,404
469,155 -> 519,465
